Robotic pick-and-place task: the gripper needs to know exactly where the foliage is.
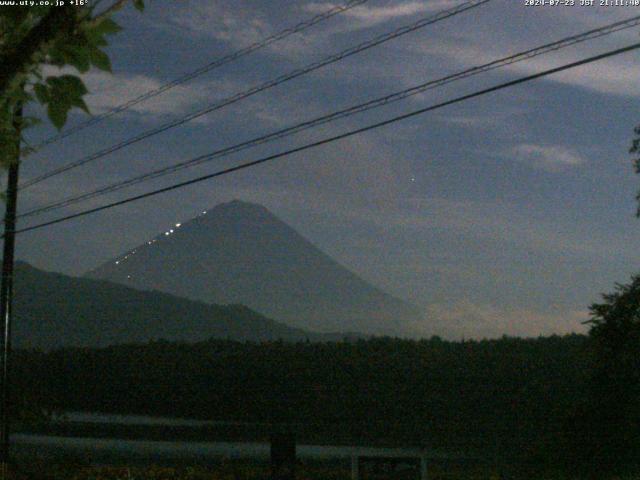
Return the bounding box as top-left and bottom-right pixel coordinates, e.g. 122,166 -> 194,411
0,0 -> 142,432
572,276 -> 640,476
0,0 -> 143,168
630,125 -> 640,215
587,274 -> 640,357
14,334 -> 590,476
16,329 -> 640,477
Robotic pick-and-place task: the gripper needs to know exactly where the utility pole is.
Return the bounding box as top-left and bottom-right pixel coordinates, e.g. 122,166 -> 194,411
0,102 -> 22,475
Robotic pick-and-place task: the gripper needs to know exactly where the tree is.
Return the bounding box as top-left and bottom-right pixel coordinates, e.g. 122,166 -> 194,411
0,0 -> 144,462
0,0 -> 145,167
577,276 -> 640,476
630,125 -> 640,215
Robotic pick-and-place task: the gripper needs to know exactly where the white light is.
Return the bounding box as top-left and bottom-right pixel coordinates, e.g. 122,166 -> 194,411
202,211 -> 207,214
165,232 -> 170,236
169,229 -> 174,233
175,223 -> 181,227
115,261 -> 119,265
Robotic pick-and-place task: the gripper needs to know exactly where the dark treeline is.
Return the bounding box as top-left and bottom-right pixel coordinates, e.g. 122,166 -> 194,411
13,334 -> 604,474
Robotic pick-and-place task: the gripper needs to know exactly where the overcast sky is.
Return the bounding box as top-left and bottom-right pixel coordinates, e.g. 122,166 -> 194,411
13,0 -> 640,338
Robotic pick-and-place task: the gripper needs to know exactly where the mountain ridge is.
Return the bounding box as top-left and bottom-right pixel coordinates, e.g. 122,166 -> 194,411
13,261 -> 355,350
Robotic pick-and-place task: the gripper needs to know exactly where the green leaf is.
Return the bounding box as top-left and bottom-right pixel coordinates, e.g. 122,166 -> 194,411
0,7 -> 29,23
84,28 -> 109,48
43,75 -> 89,129
88,47 -> 112,72
133,0 -> 145,11
12,88 -> 33,104
33,83 -> 49,104
58,44 -> 91,73
71,96 -> 90,115
47,101 -> 67,130
83,17 -> 121,53
46,75 -> 88,100
92,18 -> 122,37
47,48 -> 67,67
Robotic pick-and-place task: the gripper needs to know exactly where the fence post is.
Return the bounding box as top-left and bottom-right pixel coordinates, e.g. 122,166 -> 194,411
271,431 -> 296,480
351,454 -> 359,480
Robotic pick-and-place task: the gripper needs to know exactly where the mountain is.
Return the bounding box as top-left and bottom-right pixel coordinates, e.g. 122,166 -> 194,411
12,262 -> 336,350
86,200 -> 422,335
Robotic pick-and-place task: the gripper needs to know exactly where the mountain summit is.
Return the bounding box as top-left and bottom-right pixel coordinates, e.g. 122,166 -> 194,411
86,200 -> 421,335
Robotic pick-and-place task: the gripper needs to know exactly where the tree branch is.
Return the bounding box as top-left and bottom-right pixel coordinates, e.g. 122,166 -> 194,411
0,8 -> 77,95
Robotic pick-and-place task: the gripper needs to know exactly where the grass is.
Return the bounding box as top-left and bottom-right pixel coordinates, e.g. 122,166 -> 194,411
8,457 -> 640,479
5,459 -> 503,480
7,463 -> 345,480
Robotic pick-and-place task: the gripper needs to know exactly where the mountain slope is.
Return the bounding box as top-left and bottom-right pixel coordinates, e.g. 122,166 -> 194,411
12,262 -> 330,349
86,200 -> 422,335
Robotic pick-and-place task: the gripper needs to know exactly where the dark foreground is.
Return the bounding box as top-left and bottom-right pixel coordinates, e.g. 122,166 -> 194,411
12,334 -> 640,478
6,458 -> 497,480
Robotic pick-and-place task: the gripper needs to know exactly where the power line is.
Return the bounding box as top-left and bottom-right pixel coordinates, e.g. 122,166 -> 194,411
30,0 -> 370,151
11,41 -> 640,237
18,14 -> 640,219
19,0 -> 491,190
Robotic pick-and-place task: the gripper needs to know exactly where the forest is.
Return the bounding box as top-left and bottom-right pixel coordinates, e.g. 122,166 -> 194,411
12,332 -> 634,477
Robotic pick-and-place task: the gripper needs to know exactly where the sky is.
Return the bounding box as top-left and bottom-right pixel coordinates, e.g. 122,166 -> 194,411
11,0 -> 640,339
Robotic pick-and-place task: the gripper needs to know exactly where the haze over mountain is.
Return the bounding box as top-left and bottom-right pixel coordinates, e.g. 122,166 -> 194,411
13,262 -> 335,350
86,200 -> 422,335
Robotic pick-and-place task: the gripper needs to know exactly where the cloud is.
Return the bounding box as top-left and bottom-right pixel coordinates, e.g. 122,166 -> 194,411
81,71 -> 241,123
40,66 -> 240,123
164,1 -> 272,44
434,105 -> 530,131
510,144 -> 586,171
156,1 -> 327,60
167,0 -> 463,60
411,300 -> 589,339
302,1 -> 451,28
41,65 -> 299,130
500,48 -> 640,99
420,26 -> 640,98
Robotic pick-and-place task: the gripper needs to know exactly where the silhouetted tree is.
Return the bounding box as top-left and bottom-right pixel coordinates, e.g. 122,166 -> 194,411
578,276 -> 640,476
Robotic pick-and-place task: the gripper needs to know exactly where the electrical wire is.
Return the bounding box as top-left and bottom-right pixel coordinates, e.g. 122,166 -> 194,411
19,0 -> 491,190
18,14 -> 640,219
11,41 -> 640,237
30,0 -> 370,151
